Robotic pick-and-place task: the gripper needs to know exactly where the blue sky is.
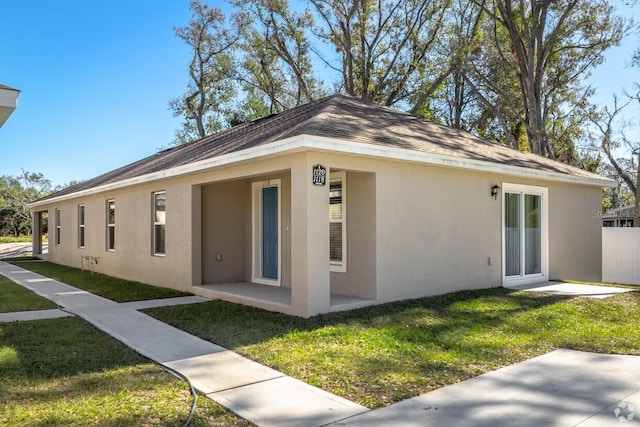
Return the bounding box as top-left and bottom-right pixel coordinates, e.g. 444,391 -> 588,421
0,0 -> 638,188
1,1 -> 192,186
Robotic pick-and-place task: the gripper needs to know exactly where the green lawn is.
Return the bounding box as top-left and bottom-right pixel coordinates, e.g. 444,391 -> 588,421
7,259 -> 640,413
0,317 -> 251,426
0,236 -> 34,244
12,261 -> 190,302
0,275 -> 57,312
145,287 -> 640,409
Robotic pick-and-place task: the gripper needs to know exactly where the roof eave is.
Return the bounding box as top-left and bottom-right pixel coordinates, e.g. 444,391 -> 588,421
302,136 -> 617,188
28,135 -> 616,208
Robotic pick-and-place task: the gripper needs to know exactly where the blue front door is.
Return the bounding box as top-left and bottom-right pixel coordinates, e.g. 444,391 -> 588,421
262,186 -> 278,279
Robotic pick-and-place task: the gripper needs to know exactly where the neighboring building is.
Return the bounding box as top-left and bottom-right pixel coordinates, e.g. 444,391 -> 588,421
29,95 -> 615,317
602,205 -> 638,227
0,84 -> 20,128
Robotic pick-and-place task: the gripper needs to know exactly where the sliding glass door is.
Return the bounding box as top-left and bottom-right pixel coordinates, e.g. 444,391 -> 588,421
503,184 -> 547,284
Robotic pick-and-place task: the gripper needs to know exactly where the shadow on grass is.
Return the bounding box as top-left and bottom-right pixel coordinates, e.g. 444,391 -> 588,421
148,287 -> 600,407
0,317 -> 251,426
0,317 -> 147,383
147,287 -> 571,349
147,287 -> 640,407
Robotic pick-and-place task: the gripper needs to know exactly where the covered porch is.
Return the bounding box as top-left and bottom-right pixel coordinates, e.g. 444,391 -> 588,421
193,155 -> 378,317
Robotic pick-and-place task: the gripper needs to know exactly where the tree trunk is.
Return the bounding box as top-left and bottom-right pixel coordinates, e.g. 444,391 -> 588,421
635,153 -> 640,227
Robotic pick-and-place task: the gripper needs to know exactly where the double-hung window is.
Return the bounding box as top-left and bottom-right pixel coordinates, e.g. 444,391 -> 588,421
78,204 -> 85,248
107,200 -> 115,251
329,171 -> 347,272
153,192 -> 166,256
55,208 -> 61,246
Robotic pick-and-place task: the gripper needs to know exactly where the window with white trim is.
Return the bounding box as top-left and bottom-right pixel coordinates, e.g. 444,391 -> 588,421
78,204 -> 85,248
55,208 -> 61,246
153,192 -> 166,256
329,171 -> 347,272
107,200 -> 115,251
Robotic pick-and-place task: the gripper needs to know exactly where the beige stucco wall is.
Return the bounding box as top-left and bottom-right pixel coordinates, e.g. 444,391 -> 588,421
548,183 -> 602,282
39,176 -> 196,292
34,147 -> 604,316
503,178 -> 603,282
330,171 -> 377,299
201,180 -> 248,284
373,161 -> 503,303
200,172 -> 292,287
311,152 -> 603,306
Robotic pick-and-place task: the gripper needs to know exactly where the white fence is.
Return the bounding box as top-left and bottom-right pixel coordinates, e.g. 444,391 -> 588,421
602,228 -> 640,285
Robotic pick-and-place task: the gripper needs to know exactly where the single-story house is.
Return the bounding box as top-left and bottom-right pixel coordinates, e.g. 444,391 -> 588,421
0,84 -> 20,129
29,94 -> 615,317
602,205 -> 638,227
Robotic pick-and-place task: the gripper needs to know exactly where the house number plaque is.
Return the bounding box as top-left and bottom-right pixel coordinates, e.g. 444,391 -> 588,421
312,164 -> 327,186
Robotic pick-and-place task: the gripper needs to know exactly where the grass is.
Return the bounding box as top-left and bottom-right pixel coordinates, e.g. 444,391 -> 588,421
145,287 -> 640,409
0,275 -> 58,312
0,317 -> 250,426
1,256 -> 40,261
0,235 -> 34,244
11,261 -> 190,302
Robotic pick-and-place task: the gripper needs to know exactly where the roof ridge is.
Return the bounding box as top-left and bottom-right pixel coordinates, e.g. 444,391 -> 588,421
307,94 -> 347,137
35,93 -> 609,203
272,94 -> 345,138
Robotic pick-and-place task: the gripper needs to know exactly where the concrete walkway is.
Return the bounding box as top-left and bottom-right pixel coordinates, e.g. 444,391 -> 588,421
0,261 -> 366,427
2,260 -> 639,426
0,242 -> 47,258
329,349 -> 640,426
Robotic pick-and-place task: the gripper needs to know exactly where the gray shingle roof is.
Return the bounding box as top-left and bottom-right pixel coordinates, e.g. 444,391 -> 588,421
0,84 -> 19,91
38,94 -> 606,201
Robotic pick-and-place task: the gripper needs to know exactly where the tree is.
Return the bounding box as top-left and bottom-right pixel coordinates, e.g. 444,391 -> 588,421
469,0 -> 627,157
169,1 -> 247,144
310,0 -> 452,111
430,0 -> 485,129
591,94 -> 639,226
170,0 -> 629,176
0,171 -> 53,237
233,0 -> 325,116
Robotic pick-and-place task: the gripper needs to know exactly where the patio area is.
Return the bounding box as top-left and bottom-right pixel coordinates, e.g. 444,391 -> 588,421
194,282 -> 376,314
506,281 -> 635,299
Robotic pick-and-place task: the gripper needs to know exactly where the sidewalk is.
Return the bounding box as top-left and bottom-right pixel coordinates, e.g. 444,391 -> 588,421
0,242 -> 47,258
329,349 -> 640,426
2,260 -> 639,426
0,261 -> 366,427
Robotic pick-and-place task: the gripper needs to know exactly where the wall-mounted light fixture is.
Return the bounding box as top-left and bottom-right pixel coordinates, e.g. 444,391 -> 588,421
491,184 -> 500,200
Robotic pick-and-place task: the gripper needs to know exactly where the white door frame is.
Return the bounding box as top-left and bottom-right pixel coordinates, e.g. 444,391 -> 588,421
502,182 -> 549,286
251,179 -> 282,286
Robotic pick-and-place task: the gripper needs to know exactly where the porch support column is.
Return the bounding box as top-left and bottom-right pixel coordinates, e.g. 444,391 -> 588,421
191,185 -> 202,288
32,211 -> 42,255
290,156 -> 330,317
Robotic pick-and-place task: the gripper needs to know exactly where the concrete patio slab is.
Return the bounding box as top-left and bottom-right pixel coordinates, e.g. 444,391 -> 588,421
578,400 -> 639,426
209,375 -> 368,427
330,349 -> 640,427
164,351 -> 284,394
0,308 -> 73,322
507,281 -> 634,299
